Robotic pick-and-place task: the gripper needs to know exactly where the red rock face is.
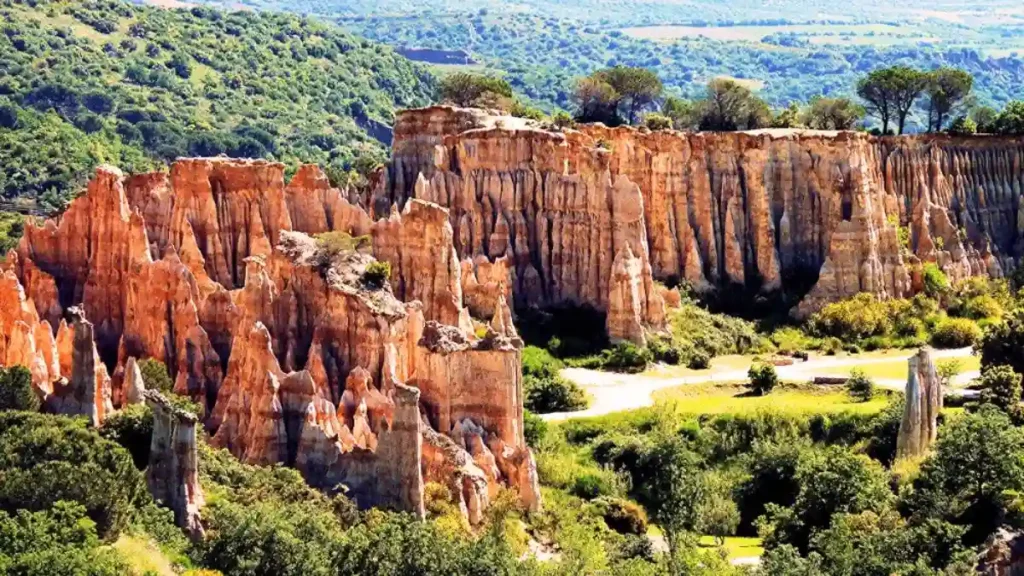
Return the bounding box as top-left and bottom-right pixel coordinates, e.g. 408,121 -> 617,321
1,157 -> 538,522
377,106 -> 1024,318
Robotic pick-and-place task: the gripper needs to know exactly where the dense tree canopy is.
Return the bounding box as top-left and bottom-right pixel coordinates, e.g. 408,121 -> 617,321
0,0 -> 436,203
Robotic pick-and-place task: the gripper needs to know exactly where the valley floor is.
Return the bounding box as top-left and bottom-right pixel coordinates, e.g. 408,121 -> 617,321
544,347 -> 979,421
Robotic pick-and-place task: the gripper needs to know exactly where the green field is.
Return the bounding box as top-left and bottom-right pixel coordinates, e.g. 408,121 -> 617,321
621,23 -> 909,43
652,382 -> 891,415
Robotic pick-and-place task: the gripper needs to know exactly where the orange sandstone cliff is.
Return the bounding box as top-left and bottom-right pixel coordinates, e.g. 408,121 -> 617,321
373,106 -> 1024,324
1,158 -> 540,528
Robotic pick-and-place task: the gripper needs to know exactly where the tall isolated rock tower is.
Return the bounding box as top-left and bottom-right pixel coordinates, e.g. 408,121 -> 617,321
896,348 -> 943,460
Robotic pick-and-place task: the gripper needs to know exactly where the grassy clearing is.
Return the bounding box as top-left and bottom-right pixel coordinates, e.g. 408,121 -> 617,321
111,535 -> 178,576
621,23 -> 909,42
812,354 -> 980,381
652,382 -> 891,416
698,536 -> 765,560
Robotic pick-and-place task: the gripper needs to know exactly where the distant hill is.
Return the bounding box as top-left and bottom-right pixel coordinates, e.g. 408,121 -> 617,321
188,0 -> 1024,125
0,0 -> 437,204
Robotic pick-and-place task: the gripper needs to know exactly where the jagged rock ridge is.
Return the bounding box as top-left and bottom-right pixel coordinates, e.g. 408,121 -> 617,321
1,158 -> 539,523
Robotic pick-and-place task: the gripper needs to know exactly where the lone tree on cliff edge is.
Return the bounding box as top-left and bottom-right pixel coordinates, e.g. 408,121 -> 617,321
573,66 -> 663,126
925,67 -> 974,132
857,66 -> 928,135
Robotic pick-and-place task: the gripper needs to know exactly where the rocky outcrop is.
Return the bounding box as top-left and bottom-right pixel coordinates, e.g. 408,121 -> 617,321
47,311 -> 112,426
371,196 -> 472,329
123,356 -> 146,406
376,106 -> 1024,317
145,390 -> 205,540
1,156 -> 546,523
977,528 -> 1024,576
897,348 -> 943,460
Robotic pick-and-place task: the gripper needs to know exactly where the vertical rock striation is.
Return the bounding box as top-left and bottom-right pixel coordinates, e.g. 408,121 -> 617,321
376,106 -> 1024,318
145,390 -> 205,540
897,347 -> 943,460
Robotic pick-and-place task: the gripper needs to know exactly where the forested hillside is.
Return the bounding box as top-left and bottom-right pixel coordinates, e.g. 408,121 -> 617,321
191,0 -> 1024,125
0,0 -> 436,206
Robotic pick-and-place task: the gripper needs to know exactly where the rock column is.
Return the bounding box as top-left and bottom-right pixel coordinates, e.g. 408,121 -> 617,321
375,383 -> 425,519
896,348 -> 943,460
145,390 -> 205,540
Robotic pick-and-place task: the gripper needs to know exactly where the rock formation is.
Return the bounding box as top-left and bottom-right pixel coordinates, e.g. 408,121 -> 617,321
375,106 -> 1024,318
0,158 -> 541,524
977,528 -> 1024,575
146,390 -> 205,540
897,348 -> 943,460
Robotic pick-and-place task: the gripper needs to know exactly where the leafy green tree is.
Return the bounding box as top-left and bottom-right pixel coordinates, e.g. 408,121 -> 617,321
857,66 -> 928,134
977,365 -> 1022,417
661,96 -> 695,130
976,308 -> 1024,374
695,474 -> 740,546
846,368 -> 875,402
573,76 -> 620,125
0,412 -> 145,540
995,101 -> 1024,135
592,66 -> 663,125
802,96 -> 865,130
99,404 -> 154,470
0,365 -> 39,412
971,106 -> 1000,133
642,113 -> 672,130
925,67 -> 974,132
770,102 -> 803,128
438,72 -> 514,108
138,358 -> 173,394
697,78 -> 770,131
809,511 -> 971,576
0,501 -> 130,576
762,446 -> 893,552
904,405 -> 1024,545
736,442 -> 803,535
747,362 -> 778,396
633,436 -> 705,539
947,115 -> 977,135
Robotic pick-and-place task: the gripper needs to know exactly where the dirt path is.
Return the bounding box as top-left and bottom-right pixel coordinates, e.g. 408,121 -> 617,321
543,348 -> 977,421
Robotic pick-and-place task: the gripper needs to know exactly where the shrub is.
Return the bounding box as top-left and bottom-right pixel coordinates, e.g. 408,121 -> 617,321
438,72 -> 513,108
977,309 -> 1024,374
963,294 -> 1003,321
362,260 -> 391,288
0,502 -> 130,575
99,404 -> 153,470
523,410 -> 548,447
931,317 -> 982,348
592,496 -> 648,535
0,365 -> 39,412
977,365 -> 1023,415
551,110 -> 575,129
600,341 -> 653,373
948,115 -> 977,135
643,113 -> 672,130
647,336 -> 682,365
922,263 -> 950,299
524,373 -> 588,413
523,345 -> 563,379
686,350 -> 711,370
747,362 -> 778,396
138,358 -> 173,394
571,471 -> 619,500
846,368 -> 875,402
810,293 -> 892,340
